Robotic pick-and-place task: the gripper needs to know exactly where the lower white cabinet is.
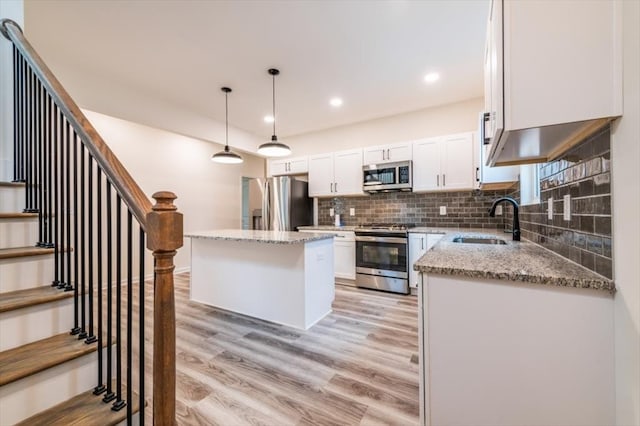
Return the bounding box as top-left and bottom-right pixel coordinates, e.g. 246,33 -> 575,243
409,233 -> 443,288
419,274 -> 614,426
298,230 -> 355,280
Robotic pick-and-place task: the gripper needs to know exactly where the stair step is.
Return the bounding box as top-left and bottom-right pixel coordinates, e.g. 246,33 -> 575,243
0,332 -> 99,386
0,212 -> 38,219
0,285 -> 73,313
15,383 -> 141,426
0,181 -> 25,187
0,246 -> 55,260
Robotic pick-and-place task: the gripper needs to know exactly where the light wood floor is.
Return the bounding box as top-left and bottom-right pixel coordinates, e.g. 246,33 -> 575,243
169,272 -> 420,426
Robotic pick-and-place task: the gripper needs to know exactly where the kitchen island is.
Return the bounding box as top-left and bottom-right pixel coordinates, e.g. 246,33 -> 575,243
185,230 -> 335,330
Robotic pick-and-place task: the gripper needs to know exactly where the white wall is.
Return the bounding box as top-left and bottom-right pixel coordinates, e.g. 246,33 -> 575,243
285,97 -> 482,156
611,1 -> 640,424
84,110 -> 265,272
0,0 -> 24,181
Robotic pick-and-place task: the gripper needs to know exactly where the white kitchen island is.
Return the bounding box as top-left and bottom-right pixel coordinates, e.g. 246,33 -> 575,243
185,230 -> 335,330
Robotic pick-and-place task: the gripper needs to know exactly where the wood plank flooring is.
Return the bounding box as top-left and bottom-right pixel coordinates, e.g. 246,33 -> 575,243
168,272 -> 419,426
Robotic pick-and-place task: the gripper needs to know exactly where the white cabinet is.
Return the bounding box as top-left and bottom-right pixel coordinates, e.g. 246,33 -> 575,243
409,233 -> 443,288
363,142 -> 412,165
485,0 -> 622,166
298,230 -> 355,280
308,149 -> 363,197
413,132 -> 474,192
268,156 -> 308,176
473,131 -> 520,189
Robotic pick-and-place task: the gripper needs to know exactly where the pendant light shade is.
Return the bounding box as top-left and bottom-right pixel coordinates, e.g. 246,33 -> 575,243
258,68 -> 291,157
212,87 -> 243,164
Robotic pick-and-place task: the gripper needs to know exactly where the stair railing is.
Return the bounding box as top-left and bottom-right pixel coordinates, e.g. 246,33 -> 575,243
1,19 -> 181,425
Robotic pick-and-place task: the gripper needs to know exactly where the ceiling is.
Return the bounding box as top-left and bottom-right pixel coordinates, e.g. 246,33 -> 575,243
23,0 -> 489,141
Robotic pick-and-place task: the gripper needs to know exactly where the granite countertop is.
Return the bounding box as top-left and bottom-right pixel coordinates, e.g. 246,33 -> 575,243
297,225 -> 357,231
185,229 -> 334,244
414,230 -> 615,294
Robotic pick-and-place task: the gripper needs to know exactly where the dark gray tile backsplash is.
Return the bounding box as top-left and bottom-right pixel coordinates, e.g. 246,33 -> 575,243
510,126 -> 613,279
317,189 -> 512,230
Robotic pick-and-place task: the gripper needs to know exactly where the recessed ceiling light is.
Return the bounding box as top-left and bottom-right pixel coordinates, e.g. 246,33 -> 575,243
330,98 -> 343,107
424,72 -> 440,83
263,115 -> 274,123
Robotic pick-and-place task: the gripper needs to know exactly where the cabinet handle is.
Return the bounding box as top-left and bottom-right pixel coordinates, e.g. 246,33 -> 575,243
330,182 -> 333,193
287,162 -> 290,172
382,150 -> 386,161
437,174 -> 439,186
476,167 -> 480,182
334,182 -> 338,192
421,238 -> 424,250
443,174 -> 446,187
387,149 -> 390,160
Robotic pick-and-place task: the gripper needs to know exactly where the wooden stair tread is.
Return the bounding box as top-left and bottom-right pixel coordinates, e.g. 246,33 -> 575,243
0,332 -> 98,386
0,246 -> 54,259
16,383 -> 141,426
0,181 -> 25,187
0,212 -> 38,219
0,285 -> 73,313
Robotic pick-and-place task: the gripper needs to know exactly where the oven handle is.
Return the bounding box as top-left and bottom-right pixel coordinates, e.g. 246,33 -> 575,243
355,236 -> 408,244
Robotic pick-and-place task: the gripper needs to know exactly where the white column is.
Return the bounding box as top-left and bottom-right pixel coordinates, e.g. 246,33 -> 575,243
0,0 -> 24,181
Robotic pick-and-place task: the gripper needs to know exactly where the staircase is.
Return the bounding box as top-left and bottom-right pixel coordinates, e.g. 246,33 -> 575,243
0,19 -> 183,425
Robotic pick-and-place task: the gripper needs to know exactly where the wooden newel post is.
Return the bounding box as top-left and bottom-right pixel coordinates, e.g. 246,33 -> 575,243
146,191 -> 183,425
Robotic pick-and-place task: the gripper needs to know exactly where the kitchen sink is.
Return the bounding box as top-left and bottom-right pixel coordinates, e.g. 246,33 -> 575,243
452,236 -> 507,245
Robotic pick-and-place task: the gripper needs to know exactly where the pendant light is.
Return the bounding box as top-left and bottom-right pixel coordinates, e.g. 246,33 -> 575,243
257,68 -> 291,157
212,87 -> 243,164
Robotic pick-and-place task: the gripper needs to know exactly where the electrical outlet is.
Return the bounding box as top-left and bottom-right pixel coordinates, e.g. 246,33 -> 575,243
329,208 -> 334,217
563,194 -> 571,221
439,206 -> 447,215
495,205 -> 503,216
349,208 -> 355,216
547,197 -> 553,220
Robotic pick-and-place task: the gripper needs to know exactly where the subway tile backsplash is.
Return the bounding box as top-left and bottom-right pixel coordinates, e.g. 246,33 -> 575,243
511,126 -> 613,279
317,189 -> 512,229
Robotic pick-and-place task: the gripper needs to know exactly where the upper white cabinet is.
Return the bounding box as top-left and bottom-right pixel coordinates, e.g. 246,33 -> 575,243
485,0 -> 622,166
413,132 -> 475,192
268,156 -> 308,177
308,149 -> 363,197
473,131 -> 519,189
363,142 -> 412,165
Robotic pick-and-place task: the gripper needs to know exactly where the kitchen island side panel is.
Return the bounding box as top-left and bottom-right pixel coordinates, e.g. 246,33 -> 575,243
303,238 -> 335,328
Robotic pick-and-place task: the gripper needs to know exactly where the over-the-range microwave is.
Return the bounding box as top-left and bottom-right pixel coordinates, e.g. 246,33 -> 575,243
362,160 -> 412,193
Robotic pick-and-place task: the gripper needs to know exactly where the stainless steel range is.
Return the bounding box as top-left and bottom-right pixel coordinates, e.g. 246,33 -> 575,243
354,223 -> 413,294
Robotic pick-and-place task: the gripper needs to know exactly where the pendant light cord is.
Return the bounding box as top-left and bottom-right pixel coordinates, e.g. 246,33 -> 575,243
272,73 -> 276,136
225,90 -> 229,148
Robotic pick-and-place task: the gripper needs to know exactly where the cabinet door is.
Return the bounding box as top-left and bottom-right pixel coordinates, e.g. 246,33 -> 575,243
441,133 -> 474,190
333,149 -> 364,196
334,240 -> 356,280
412,138 -> 442,192
409,233 -> 427,288
481,144 -> 519,184
308,154 -> 334,197
363,146 -> 386,165
488,0 -> 503,143
268,159 -> 288,177
388,142 -> 412,162
288,157 -> 308,174
426,234 -> 444,250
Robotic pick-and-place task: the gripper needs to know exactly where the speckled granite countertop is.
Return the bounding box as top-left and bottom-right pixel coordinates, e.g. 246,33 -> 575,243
185,230 -> 334,244
414,230 -> 615,293
297,225 -> 357,231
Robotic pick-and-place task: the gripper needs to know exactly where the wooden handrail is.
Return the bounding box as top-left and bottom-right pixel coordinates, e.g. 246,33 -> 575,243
1,19 -> 152,229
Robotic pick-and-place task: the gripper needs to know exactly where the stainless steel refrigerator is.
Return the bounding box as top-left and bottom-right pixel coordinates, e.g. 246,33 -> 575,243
245,176 -> 313,231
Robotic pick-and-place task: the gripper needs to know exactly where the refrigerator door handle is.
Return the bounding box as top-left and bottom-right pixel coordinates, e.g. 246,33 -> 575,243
262,180 -> 270,230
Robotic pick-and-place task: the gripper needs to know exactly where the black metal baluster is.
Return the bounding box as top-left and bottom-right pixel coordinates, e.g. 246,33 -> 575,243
78,142 -> 87,339
94,168 -> 106,395
43,94 -> 54,247
12,46 -> 18,182
103,181 -> 115,403
36,79 -> 43,245
86,155 -> 97,344
52,108 -> 60,287
64,121 -> 72,292
24,67 -> 34,213
139,228 -> 145,426
126,211 -> 133,421
71,132 -> 80,334
56,111 -> 66,289
15,53 -> 25,183
112,196 -> 125,411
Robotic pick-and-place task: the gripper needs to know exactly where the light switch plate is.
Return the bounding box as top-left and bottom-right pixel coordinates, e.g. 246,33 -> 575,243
329,208 -> 334,217
495,205 -> 503,216
350,208 -> 355,216
439,206 -> 447,215
563,195 -> 571,221
547,198 -> 553,220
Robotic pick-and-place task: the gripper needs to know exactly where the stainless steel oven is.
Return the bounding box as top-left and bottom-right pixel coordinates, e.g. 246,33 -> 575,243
355,224 -> 410,294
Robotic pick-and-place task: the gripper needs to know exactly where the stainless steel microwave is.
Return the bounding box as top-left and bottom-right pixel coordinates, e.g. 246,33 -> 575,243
363,161 -> 412,193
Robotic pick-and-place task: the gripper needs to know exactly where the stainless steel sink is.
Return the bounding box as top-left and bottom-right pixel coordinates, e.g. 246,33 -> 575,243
452,236 -> 507,245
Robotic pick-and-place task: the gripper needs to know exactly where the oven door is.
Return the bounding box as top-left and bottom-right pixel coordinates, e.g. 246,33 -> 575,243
355,235 -> 408,279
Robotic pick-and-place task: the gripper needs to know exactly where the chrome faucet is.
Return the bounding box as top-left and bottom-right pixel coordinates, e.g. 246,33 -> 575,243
489,197 -> 520,241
